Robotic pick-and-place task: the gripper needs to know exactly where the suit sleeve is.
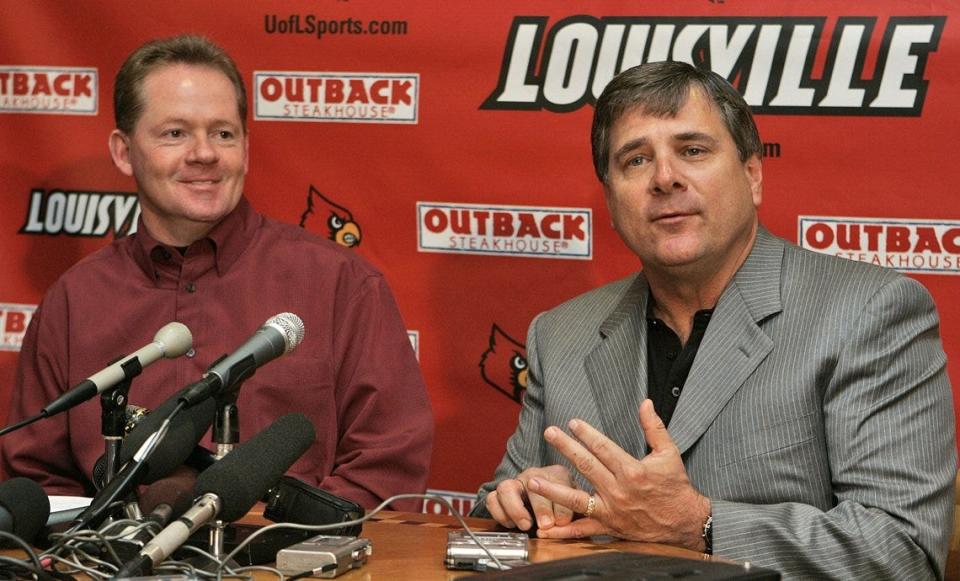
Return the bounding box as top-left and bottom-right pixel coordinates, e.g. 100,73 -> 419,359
471,313 -> 550,517
321,274 -> 433,512
712,275 -> 956,580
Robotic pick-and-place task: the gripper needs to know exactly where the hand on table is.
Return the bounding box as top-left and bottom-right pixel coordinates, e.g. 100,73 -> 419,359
527,399 -> 711,551
485,464 -> 576,533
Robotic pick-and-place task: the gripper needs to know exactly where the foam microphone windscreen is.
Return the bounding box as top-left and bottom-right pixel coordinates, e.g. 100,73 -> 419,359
0,477 -> 51,545
194,413 -> 315,522
116,390 -> 217,484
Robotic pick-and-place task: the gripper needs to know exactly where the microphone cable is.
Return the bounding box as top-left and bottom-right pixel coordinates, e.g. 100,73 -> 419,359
189,493 -> 507,580
17,492 -> 505,580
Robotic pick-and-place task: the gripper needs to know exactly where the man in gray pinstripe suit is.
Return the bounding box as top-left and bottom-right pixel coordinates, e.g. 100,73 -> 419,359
473,61 -> 956,579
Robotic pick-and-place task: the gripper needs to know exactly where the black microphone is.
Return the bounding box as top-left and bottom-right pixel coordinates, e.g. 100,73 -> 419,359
115,413 -> 316,577
71,392 -> 217,532
75,476 -> 196,561
43,322 -> 193,417
105,476 -> 198,561
0,477 -> 51,546
93,393 -> 218,490
179,313 -> 305,407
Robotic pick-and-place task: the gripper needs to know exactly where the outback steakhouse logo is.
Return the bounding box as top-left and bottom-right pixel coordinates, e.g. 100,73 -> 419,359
254,70 -> 418,123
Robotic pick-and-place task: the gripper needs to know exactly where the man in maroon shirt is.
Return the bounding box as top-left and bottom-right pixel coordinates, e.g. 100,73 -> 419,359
1,34 -> 433,511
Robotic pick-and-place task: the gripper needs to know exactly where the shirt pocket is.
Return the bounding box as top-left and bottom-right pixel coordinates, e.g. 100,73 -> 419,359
235,356 -> 330,426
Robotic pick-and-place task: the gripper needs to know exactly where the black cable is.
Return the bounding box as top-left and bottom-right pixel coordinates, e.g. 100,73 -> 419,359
0,530 -> 44,573
0,555 -> 37,572
287,562 -> 336,581
42,492 -> 504,579
0,555 -> 60,581
0,413 -> 43,437
214,492 -> 507,580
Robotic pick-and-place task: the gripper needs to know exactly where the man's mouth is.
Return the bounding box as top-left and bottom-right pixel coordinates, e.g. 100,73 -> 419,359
180,178 -> 221,187
652,211 -> 694,222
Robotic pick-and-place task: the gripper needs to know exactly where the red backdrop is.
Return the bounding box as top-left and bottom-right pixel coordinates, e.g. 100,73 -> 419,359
2,1 -> 957,514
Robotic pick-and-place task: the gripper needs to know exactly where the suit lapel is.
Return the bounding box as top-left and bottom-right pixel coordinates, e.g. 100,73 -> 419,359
585,275 -> 650,458
669,227 -> 785,454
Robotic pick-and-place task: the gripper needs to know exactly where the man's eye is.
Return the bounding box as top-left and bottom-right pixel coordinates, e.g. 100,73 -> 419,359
217,130 -> 234,139
627,156 -> 647,167
684,146 -> 706,156
166,129 -> 183,138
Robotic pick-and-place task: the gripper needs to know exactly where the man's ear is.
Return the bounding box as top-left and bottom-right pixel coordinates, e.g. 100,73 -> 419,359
243,132 -> 250,175
108,129 -> 134,177
745,154 -> 763,207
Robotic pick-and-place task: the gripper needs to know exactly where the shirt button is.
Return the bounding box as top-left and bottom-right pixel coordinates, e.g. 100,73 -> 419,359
186,282 -> 197,293
671,386 -> 681,397
186,348 -> 196,358
667,350 -> 678,360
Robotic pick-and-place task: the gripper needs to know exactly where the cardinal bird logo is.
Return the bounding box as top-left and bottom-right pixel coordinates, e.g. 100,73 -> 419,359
299,185 -> 362,248
479,324 -> 529,403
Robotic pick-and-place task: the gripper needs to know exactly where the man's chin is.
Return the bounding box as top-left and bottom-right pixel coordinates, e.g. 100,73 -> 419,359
649,240 -> 704,267
182,200 -> 241,224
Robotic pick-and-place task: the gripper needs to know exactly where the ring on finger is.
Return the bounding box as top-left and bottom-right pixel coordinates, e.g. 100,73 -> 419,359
584,494 -> 597,518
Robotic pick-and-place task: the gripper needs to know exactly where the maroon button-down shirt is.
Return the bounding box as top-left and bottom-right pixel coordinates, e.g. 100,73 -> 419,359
1,197 -> 433,511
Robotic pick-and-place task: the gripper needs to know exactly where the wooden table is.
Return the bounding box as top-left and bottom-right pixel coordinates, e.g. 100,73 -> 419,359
241,510 -> 714,580
1,510 -> 724,580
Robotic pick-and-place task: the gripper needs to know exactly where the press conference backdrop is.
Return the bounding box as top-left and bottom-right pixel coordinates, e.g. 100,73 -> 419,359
1,1 -> 958,515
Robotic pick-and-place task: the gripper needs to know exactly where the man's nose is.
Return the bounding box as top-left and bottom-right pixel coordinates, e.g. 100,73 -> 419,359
187,134 -> 218,163
651,156 -> 685,194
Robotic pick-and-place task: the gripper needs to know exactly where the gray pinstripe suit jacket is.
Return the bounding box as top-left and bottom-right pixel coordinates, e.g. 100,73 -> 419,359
476,227 -> 956,579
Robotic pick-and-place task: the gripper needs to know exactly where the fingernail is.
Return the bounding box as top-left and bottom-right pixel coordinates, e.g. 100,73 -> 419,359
518,518 -> 531,530
528,478 -> 540,492
538,514 -> 553,528
544,427 -> 557,441
568,419 -> 579,430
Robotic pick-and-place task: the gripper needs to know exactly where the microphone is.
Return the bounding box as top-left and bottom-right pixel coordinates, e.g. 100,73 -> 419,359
43,322 -> 193,417
106,476 -> 198,561
71,392 -> 217,532
76,476 -> 196,561
179,313 -> 305,407
0,477 -> 51,547
115,413 -> 316,577
93,393 -> 217,490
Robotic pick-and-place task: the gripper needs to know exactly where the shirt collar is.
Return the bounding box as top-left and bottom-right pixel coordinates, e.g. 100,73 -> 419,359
130,196 -> 261,279
645,291 -> 714,324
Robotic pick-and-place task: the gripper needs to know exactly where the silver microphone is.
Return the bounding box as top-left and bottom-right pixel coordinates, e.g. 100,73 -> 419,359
42,322 -> 193,417
179,313 -> 305,407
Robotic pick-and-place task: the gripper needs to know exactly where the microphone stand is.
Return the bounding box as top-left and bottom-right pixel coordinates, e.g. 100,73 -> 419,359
214,391 -> 240,459
203,354 -> 255,566
100,356 -> 143,486
209,389 -> 240,562
68,412 -> 175,533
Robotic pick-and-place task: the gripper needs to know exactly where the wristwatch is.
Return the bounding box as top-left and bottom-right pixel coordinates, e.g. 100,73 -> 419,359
701,514 -> 713,555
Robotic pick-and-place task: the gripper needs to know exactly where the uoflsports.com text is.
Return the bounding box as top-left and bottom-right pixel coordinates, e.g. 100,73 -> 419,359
264,14 -> 409,40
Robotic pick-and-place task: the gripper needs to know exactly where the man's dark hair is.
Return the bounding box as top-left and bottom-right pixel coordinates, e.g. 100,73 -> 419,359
591,61 -> 762,183
113,34 -> 247,134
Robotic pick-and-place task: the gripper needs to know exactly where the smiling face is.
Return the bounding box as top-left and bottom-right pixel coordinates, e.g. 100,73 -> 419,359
109,63 -> 248,246
604,87 -> 762,284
